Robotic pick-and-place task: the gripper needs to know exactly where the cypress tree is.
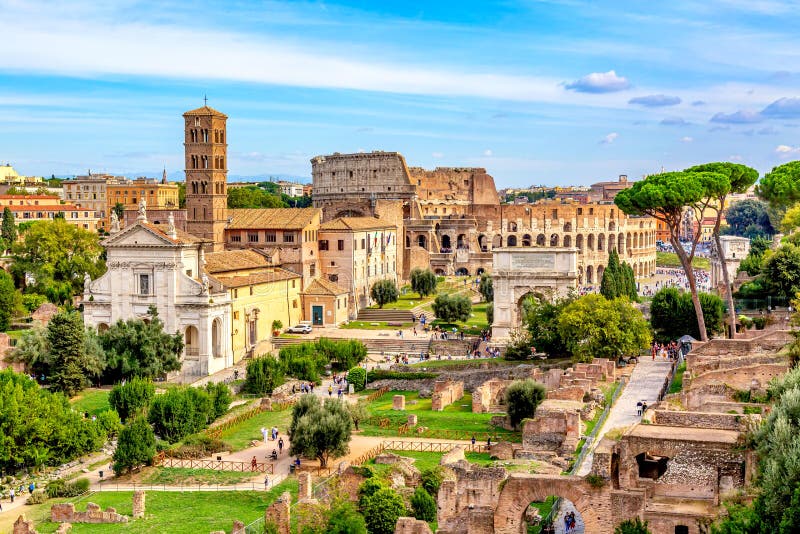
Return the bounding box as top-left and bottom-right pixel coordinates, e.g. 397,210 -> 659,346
1,207 -> 16,251
600,249 -> 622,299
47,311 -> 89,396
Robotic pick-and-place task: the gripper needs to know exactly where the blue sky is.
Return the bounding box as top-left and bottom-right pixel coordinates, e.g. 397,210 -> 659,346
1,0 -> 800,187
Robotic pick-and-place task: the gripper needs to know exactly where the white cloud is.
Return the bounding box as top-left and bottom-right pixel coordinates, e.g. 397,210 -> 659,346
483,149 -> 493,157
564,70 -> 631,93
729,155 -> 743,161
680,136 -> 693,142
431,152 -> 444,158
629,94 -> 681,107
775,144 -> 800,155
599,132 -> 619,144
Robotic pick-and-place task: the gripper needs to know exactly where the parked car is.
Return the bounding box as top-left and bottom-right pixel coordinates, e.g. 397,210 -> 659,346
286,324 -> 313,334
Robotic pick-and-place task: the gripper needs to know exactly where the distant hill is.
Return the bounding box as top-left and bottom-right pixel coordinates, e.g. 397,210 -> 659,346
58,172 -> 311,184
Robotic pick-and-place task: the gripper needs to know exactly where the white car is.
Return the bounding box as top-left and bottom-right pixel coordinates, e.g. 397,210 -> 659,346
286,324 -> 313,334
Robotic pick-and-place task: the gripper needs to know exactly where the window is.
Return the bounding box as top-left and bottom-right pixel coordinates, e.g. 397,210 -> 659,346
292,280 -> 296,288
248,233 -> 259,242
283,233 -> 295,243
139,274 -> 150,295
329,274 -> 339,282
233,311 -> 239,320
265,233 -> 277,243
249,285 -> 254,295
330,261 -> 336,266
361,239 -> 365,249
233,288 -> 238,298
552,209 -> 558,219
186,269 -> 193,277
577,207 -> 583,215
230,235 -> 242,243
589,207 -> 594,215
292,300 -> 298,308
338,239 -> 345,251
310,264 -> 316,276
319,240 -> 329,251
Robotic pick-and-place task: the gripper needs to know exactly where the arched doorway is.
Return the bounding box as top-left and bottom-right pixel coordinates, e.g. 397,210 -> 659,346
522,234 -> 532,247
417,234 -> 428,250
550,234 -> 559,247
523,497 -> 585,534
184,325 -> 199,359
478,234 -> 487,251
536,234 -> 546,246
507,235 -> 518,247
441,234 -> 451,250
563,235 -> 572,247
587,234 -> 595,251
597,234 -> 605,251
586,265 -> 594,284
98,323 -> 109,334
457,234 -> 467,249
477,267 -> 486,275
455,267 -> 470,276
598,265 -> 605,281
576,234 -> 584,252
492,235 -> 502,249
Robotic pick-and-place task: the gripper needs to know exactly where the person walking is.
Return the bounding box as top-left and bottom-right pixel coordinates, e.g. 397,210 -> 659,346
636,401 -> 643,417
9,487 -> 14,503
278,437 -> 284,455
264,475 -> 269,490
251,456 -> 258,471
328,384 -> 333,397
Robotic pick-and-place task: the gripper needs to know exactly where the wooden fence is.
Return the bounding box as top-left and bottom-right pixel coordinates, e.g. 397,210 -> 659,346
363,387 -> 390,402
205,398 -> 296,440
153,455 -> 274,474
381,440 -> 485,453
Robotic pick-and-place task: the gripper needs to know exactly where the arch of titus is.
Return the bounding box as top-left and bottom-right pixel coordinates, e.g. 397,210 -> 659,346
491,247 -> 578,339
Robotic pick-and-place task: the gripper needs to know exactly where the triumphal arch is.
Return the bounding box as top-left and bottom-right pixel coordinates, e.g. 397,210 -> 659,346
491,247 -> 578,340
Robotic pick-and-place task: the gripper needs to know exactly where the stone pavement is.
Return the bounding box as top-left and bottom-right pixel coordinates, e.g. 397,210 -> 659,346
576,356 -> 673,476
553,499 -> 585,534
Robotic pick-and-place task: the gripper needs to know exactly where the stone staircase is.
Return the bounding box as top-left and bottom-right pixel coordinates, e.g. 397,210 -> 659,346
355,308 -> 415,323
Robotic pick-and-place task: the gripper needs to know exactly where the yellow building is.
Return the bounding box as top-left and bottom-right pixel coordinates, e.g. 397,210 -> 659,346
0,195 -> 100,231
301,278 -> 349,327
106,176 -> 179,228
205,250 -> 302,363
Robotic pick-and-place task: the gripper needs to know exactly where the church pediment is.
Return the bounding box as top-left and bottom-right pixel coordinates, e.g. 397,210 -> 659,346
104,223 -> 179,248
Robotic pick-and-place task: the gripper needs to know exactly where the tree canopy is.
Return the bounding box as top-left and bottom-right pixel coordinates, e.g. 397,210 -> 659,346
289,395 -> 352,468
650,287 -> 725,342
557,294 -> 651,362
479,274 -> 494,302
431,293 -> 472,323
227,185 -> 287,209
10,219 -> 105,303
2,206 -> 17,251
504,379 -> 547,429
757,160 -> 800,210
724,199 -> 774,238
762,243 -> 800,299
0,269 -> 21,331
410,268 -> 438,298
370,279 -> 399,308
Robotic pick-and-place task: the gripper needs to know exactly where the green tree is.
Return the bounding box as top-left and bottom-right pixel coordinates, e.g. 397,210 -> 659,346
431,293 -> 472,323
519,293 -> 575,357
411,486 -> 437,522
758,160 -> 800,210
10,219 -> 105,303
615,518 -> 651,534
486,302 -> 494,325
99,307 -> 183,382
725,199 -> 774,238
112,202 -> 125,221
623,262 -> 638,300
347,400 -> 368,431
289,395 -> 352,468
370,279 -> 399,308
112,415 -> 156,475
362,487 -> 407,534
478,274 -> 494,302
686,162 -> 759,338
48,310 -> 99,396
504,379 -> 547,430
557,295 -> 651,362
108,377 -> 155,421
206,381 -> 232,419
347,367 -> 366,392
600,249 -> 623,299
616,170 -> 725,341
177,182 -> 186,208
326,500 -> 368,534
0,269 -> 21,331
148,386 -> 216,442
763,243 -> 800,298
2,207 -> 17,250
245,355 -> 285,394
410,268 -> 438,298
420,466 -> 444,497
227,186 -> 287,209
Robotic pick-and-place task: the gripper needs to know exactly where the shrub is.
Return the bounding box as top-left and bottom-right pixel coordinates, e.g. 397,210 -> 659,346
113,416 -> 156,475
46,478 -> 90,498
27,491 -> 47,504
244,356 -> 285,395
585,474 -> 606,488
615,518 -> 651,534
504,379 -> 547,430
357,478 -> 385,510
411,486 -> 437,522
366,370 -> 437,381
362,487 -> 406,534
205,382 -> 232,419
420,466 -> 444,497
96,409 -> 123,437
166,434 -> 226,459
148,386 -> 217,443
432,293 -> 472,323
109,377 -> 155,421
370,279 -> 399,308
347,367 -> 366,392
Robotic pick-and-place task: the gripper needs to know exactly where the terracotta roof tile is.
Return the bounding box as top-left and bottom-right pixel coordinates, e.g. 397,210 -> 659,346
302,278 -> 348,296
227,208 -> 320,230
209,267 -> 300,288
319,217 -> 396,232
142,223 -> 205,245
204,250 -> 272,274
183,105 -> 228,118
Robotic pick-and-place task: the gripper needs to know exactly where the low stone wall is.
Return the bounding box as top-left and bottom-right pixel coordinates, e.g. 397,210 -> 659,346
521,400 -> 581,455
698,401 -> 765,414
653,410 -> 757,432
394,517 -> 433,534
685,363 -> 788,391
264,491 -> 291,534
473,378 -> 511,413
690,353 -> 787,376
50,503 -> 128,524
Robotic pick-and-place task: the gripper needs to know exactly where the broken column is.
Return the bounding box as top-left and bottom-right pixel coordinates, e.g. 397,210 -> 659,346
392,395 -> 406,410
264,491 -> 291,534
298,472 -> 313,501
132,491 -> 145,519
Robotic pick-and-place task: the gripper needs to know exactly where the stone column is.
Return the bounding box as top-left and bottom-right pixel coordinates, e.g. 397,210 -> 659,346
132,491 -> 145,519
392,395 -> 406,410
298,472 -> 313,501
265,491 -> 291,534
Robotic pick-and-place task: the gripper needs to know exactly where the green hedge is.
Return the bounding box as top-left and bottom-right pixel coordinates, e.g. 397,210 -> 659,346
366,370 -> 437,381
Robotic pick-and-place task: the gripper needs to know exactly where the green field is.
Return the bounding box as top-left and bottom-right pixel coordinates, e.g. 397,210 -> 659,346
70,389 -> 111,416
216,408 -> 293,451
140,467 -> 259,486
656,251 -> 710,270
360,391 -> 518,441
34,481 -> 298,533
669,362 -> 687,394
366,450 -> 493,476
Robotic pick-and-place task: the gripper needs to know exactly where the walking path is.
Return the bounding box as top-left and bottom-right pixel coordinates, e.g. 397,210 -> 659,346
576,356 -> 673,476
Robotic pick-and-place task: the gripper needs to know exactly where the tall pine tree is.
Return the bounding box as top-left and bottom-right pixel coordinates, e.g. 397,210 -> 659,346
48,310 -> 89,396
600,249 -> 622,299
1,207 -> 16,252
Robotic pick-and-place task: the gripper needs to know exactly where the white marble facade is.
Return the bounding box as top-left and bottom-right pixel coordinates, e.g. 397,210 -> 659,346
83,220 -> 232,377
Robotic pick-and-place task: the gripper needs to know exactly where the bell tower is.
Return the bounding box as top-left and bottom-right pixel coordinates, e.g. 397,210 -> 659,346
184,102 -> 228,251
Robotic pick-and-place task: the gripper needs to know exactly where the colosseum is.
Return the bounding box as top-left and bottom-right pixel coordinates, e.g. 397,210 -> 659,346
311,151 -> 656,283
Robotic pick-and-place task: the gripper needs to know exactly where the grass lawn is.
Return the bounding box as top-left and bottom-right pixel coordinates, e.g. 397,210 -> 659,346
669,362 -> 687,394
526,496 -> 557,533
34,480 -> 298,533
70,389 -> 111,416
656,251 -> 710,270
360,391 -> 519,441
430,301 -> 490,336
368,277 -> 472,311
366,450 -> 494,476
217,408 -> 293,451
339,321 -> 414,330
140,467 -> 259,486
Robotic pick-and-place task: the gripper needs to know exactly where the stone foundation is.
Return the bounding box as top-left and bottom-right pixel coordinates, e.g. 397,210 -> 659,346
13,515 -> 38,534
50,503 -> 128,524
431,378 -> 464,411
132,491 -> 145,519
392,395 -> 406,410
298,472 -> 313,501
394,517 -> 433,534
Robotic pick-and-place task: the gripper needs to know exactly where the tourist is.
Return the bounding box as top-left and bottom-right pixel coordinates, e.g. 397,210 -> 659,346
278,437 -> 284,454
636,401 -> 642,417
28,482 -> 34,494
10,487 -> 14,503
564,513 -> 571,533
328,385 -> 333,397
271,449 -> 278,461
264,475 -> 269,489
251,456 -> 258,470
471,435 -> 476,445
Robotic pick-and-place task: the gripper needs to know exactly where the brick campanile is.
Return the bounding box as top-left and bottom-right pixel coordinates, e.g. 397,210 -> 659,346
184,103 -> 228,251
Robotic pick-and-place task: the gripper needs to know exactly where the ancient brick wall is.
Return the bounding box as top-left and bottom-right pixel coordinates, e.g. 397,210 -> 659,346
472,378 -> 511,413
685,363 -> 788,391
394,517 -> 433,534
521,401 -> 581,455
264,491 -> 291,534
431,379 -> 464,411
50,503 -> 128,524
653,410 -> 757,432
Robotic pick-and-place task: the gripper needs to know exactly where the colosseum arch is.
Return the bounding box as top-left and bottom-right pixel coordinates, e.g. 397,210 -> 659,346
597,233 -> 605,251
536,233 -> 546,246
563,235 -> 572,247
563,222 -> 572,232
417,235 -> 428,249
626,233 -> 632,252
441,234 -> 451,249
618,234 -> 625,253
609,221 -> 616,231
492,235 -> 502,249
478,234 -> 488,251
522,234 -> 532,247
598,265 -> 605,281
586,265 -> 594,283
550,233 -> 559,247
493,474 -> 612,533
608,233 -> 615,251
508,222 -> 518,232
507,235 -> 518,247
587,234 -> 595,251
576,234 -> 584,251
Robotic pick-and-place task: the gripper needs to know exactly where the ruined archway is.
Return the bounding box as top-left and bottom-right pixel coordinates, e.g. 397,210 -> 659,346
493,474 -> 611,533
522,234 -> 532,247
